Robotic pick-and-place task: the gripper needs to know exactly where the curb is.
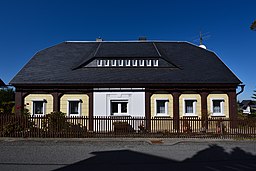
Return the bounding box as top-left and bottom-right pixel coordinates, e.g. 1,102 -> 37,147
0,137 -> 255,145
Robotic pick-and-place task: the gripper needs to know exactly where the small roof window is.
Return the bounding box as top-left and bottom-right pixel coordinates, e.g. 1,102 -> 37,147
96,59 -> 158,67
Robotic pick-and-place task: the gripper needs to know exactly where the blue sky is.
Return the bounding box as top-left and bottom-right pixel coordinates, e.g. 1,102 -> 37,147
0,0 -> 255,100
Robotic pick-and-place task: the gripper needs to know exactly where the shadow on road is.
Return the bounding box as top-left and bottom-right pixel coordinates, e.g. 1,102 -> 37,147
55,144 -> 256,171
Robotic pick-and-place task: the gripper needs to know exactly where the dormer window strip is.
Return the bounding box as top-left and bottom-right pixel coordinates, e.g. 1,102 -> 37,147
96,59 -> 158,67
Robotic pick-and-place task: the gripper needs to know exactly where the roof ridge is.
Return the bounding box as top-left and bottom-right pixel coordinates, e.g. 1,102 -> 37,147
93,43 -> 102,57
65,40 -> 188,43
152,42 -> 162,57
71,43 -> 100,70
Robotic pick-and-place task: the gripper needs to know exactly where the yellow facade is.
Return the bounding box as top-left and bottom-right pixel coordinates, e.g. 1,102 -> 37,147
150,94 -> 173,117
207,94 -> 229,118
60,94 -> 89,117
179,94 -> 201,118
24,94 -> 53,115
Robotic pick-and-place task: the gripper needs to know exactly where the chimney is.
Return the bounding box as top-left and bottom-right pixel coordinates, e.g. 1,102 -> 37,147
96,37 -> 103,42
138,36 -> 147,42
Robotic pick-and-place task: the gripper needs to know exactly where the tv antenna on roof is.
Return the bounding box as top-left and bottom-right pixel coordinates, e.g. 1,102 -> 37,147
192,31 -> 211,49
199,32 -> 203,45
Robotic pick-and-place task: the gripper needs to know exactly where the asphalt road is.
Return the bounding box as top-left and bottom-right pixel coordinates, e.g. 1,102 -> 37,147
0,138 -> 256,171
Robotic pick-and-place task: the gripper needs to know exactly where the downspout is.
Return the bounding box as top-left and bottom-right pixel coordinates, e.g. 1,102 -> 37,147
236,84 -> 245,96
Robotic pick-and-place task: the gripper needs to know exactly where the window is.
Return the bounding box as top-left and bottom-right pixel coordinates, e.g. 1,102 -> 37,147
146,60 -> 151,66
125,60 -> 130,66
97,60 -> 102,66
111,100 -> 128,115
32,100 -> 46,115
132,60 -> 137,66
139,60 -> 144,66
155,99 -> 168,116
68,100 -> 81,116
111,60 -> 116,66
104,60 -> 109,66
95,59 -> 159,67
184,99 -> 197,116
211,99 -> 224,116
118,60 -> 123,66
153,60 -> 158,67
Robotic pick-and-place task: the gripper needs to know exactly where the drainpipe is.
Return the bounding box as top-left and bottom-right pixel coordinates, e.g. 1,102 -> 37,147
236,84 -> 245,96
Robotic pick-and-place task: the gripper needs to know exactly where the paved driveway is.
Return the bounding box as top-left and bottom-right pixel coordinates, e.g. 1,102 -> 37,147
0,138 -> 256,171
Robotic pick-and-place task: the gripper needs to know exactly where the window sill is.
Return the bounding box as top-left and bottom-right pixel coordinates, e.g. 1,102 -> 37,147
33,114 -> 45,116
183,113 -> 197,117
211,113 -> 225,117
154,115 -> 171,118
155,113 -> 169,117
69,114 -> 81,117
111,114 -> 130,117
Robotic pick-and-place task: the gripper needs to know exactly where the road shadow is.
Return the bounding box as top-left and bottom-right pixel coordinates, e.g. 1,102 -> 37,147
55,144 -> 256,171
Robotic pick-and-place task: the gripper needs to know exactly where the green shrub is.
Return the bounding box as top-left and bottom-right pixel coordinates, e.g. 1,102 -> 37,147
42,111 -> 70,132
0,115 -> 35,137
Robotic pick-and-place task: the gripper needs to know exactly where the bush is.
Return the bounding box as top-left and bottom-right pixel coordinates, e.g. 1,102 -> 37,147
42,111 -> 70,132
0,115 -> 35,137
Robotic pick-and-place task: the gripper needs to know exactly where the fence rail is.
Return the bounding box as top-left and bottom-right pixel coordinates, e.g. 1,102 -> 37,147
1,115 -> 256,138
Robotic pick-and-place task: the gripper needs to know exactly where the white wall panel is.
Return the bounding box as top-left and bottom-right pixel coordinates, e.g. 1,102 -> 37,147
93,91 -> 145,117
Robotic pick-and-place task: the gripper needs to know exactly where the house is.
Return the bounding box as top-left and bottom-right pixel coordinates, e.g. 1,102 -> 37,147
10,39 -> 241,130
0,79 -> 5,87
240,100 -> 256,115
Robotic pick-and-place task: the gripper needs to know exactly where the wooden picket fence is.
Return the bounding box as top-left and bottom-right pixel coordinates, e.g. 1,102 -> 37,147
0,115 -> 256,139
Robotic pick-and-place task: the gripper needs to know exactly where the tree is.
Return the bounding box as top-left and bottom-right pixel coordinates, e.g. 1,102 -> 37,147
250,20 -> 256,30
0,88 -> 15,114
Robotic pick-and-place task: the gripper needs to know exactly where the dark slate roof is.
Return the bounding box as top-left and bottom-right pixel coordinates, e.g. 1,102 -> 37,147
241,100 -> 256,108
10,41 -> 241,85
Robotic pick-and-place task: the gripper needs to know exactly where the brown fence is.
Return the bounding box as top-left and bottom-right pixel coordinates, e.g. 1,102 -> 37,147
0,115 -> 256,138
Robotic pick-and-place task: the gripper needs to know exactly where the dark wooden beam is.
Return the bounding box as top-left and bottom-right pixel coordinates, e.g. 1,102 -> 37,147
51,92 -> 63,112
200,92 -> 209,129
145,91 -> 152,131
88,92 -> 94,131
228,91 -> 238,128
13,83 -> 239,90
172,92 -> 181,131
15,91 -> 28,115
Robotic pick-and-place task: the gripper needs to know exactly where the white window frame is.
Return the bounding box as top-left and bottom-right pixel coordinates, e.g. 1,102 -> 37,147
104,60 -> 109,66
139,60 -> 144,66
211,98 -> 225,116
31,99 -> 46,116
153,60 -> 158,67
183,98 -> 197,116
146,60 -> 152,66
132,60 -> 137,66
97,60 -> 102,66
110,100 -> 129,116
118,60 -> 123,66
155,98 -> 169,116
111,60 -> 116,66
125,60 -> 131,66
67,99 -> 82,117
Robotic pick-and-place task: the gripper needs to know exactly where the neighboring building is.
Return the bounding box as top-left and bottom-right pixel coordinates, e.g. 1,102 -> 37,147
10,40 -> 241,130
0,79 -> 5,87
240,100 -> 256,115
